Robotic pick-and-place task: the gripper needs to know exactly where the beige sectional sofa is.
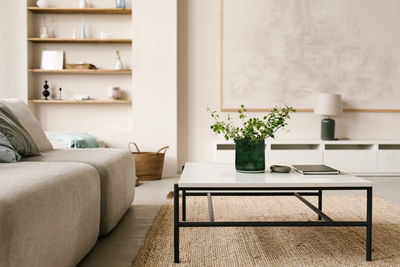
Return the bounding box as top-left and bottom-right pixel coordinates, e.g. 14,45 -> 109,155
0,162 -> 101,267
0,99 -> 136,267
24,148 -> 135,235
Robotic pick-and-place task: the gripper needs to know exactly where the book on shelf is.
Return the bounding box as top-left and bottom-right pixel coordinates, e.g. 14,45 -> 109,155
291,165 -> 340,175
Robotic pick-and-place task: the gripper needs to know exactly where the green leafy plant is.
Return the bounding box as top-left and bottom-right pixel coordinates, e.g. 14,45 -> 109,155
208,105 -> 296,141
116,50 -> 121,60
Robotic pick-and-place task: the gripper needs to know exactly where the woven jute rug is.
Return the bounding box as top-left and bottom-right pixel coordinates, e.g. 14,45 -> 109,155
132,194 -> 400,267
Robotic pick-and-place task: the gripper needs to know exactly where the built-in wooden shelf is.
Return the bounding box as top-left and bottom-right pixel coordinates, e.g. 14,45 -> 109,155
28,38 -> 132,43
29,99 -> 132,104
28,69 -> 132,74
27,7 -> 132,14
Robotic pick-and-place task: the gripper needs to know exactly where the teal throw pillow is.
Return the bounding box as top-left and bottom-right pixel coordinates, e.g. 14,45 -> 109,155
0,103 -> 40,156
0,132 -> 21,163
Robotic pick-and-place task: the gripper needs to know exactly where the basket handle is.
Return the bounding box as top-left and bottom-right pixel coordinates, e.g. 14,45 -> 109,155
128,142 -> 141,153
156,146 -> 169,154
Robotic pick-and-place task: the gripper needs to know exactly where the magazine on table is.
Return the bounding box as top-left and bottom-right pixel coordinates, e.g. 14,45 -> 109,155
291,165 -> 340,175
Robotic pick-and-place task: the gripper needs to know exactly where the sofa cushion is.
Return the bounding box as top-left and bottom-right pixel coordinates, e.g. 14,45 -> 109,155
0,99 -> 53,151
23,148 -> 136,235
0,162 -> 100,267
48,132 -> 99,148
0,132 -> 21,162
0,102 -> 40,156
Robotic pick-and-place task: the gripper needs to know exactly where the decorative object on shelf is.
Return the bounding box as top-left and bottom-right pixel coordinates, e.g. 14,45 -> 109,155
36,0 -> 49,8
40,16 -> 50,38
115,50 -> 123,70
41,50 -> 64,70
29,99 -> 132,104
116,0 -> 126,8
270,165 -> 291,173
78,0 -> 87,8
314,93 -> 343,140
99,32 -> 108,39
42,80 -> 50,100
59,88 -> 62,100
48,18 -> 55,38
208,105 -> 295,173
72,28 -> 77,39
128,142 -> 169,181
107,86 -> 121,100
40,25 -> 49,38
72,94 -> 90,100
66,63 -> 96,70
80,19 -> 86,39
50,88 -> 56,99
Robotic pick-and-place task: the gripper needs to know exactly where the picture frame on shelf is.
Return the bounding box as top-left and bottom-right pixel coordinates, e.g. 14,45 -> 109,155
41,50 -> 64,70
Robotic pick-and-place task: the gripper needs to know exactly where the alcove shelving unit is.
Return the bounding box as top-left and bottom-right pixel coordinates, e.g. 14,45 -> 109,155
27,3 -> 132,105
28,69 -> 132,74
27,7 -> 132,14
28,37 -> 132,43
26,0 -> 134,135
29,99 -> 132,104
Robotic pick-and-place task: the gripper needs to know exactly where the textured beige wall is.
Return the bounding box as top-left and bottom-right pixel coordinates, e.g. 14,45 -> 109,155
178,0 -> 400,167
0,1 -> 27,100
221,0 -> 400,110
132,0 -> 178,176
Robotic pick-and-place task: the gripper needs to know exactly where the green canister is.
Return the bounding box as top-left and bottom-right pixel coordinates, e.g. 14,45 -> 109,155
321,118 -> 335,140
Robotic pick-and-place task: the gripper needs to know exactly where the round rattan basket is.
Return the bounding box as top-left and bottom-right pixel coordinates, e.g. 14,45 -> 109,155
128,142 -> 169,181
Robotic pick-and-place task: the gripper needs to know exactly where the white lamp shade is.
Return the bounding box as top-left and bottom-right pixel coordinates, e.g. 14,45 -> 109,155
314,93 -> 343,116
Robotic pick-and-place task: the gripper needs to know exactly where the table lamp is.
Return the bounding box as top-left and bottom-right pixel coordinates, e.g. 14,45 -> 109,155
314,93 -> 343,140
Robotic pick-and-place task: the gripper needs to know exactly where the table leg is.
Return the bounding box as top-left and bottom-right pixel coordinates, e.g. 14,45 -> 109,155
182,189 -> 186,221
366,187 -> 373,261
318,189 -> 322,221
174,184 -> 180,263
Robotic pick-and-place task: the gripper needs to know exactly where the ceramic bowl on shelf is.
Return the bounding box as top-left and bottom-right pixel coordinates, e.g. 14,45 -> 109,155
36,0 -> 49,8
107,86 -> 122,100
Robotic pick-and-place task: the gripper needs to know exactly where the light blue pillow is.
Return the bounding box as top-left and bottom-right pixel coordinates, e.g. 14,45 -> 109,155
48,132 -> 99,149
0,132 -> 21,163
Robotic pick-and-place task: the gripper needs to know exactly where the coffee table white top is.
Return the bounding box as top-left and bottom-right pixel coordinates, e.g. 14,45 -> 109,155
179,162 -> 372,188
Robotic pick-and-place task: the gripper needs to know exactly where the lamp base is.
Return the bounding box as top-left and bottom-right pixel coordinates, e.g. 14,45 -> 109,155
321,118 -> 335,140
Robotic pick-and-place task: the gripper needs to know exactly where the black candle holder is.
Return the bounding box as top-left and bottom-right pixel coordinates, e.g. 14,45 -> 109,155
42,80 -> 50,100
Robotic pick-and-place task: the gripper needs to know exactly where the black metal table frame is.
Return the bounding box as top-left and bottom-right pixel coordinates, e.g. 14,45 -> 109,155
173,184 -> 372,263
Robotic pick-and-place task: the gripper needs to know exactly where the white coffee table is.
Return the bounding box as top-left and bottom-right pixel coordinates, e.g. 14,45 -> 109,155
174,162 -> 373,263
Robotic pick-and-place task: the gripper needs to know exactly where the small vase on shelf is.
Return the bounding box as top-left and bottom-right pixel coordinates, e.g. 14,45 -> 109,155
115,0 -> 126,8
42,80 -> 50,100
72,28 -> 77,39
115,50 -> 123,70
40,25 -> 49,38
78,0 -> 87,8
80,19 -> 86,39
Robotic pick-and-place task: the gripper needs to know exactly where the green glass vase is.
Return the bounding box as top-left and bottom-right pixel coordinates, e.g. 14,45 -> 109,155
235,139 -> 265,173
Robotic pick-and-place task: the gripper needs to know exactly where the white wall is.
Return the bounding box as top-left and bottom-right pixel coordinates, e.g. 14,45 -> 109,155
0,0 -> 178,177
0,1 -> 27,100
177,0 -> 400,168
132,0 -> 178,176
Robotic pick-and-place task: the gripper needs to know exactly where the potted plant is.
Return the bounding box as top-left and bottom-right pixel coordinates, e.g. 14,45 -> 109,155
208,105 -> 296,173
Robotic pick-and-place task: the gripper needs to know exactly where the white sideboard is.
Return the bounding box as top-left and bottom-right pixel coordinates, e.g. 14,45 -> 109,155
215,140 -> 400,176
